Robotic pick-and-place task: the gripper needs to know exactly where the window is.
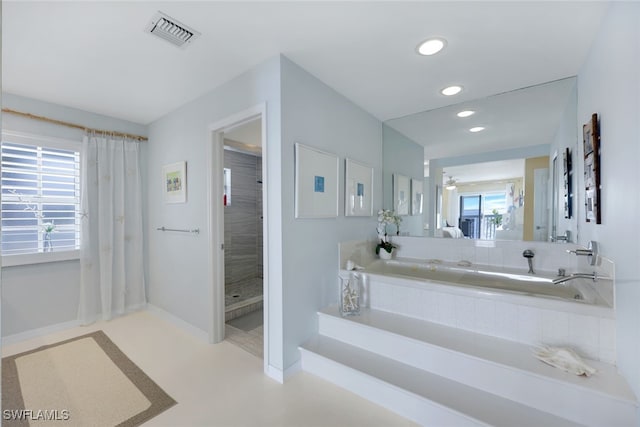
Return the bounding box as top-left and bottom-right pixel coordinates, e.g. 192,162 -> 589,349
458,191 -> 508,239
1,138 -> 80,257
482,192 -> 507,215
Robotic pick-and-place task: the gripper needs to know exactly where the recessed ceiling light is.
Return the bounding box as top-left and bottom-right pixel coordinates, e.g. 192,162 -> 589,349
441,85 -> 462,96
469,126 -> 485,133
457,110 -> 475,118
416,38 -> 446,56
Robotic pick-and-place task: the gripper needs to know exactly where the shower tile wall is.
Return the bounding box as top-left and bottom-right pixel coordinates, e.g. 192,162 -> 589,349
224,149 -> 263,308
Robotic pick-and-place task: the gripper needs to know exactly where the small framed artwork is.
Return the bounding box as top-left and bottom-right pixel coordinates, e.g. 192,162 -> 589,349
345,158 -> 373,216
563,147 -> 572,219
393,174 -> 410,216
583,113 -> 601,223
295,143 -> 339,218
411,178 -> 423,216
163,161 -> 187,203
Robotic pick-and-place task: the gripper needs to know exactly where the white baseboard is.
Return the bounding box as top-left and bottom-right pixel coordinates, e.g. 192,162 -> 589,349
265,365 -> 285,383
284,359 -> 302,380
146,304 -> 209,342
2,319 -> 81,346
265,359 -> 302,384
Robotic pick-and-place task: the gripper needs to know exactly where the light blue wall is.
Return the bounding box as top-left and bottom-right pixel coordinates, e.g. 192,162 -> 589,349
145,55 -> 384,372
145,56 -> 284,368
2,261 -> 80,335
1,93 -> 148,337
2,93 -> 147,138
382,124 -> 424,237
575,2 -> 640,414
280,57 -> 382,368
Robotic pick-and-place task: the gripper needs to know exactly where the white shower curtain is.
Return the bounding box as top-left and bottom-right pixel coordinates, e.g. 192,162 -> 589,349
78,135 -> 146,324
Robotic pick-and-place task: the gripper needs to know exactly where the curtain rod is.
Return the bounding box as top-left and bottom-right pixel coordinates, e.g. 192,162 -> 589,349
1,108 -> 148,141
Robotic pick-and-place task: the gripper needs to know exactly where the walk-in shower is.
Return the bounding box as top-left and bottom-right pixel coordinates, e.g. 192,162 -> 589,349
223,147 -> 263,322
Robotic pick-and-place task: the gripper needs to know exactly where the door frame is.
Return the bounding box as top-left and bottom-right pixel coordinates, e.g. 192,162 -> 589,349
206,104 -> 269,371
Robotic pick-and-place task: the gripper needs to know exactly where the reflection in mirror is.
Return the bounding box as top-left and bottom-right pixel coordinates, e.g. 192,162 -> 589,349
383,77 -> 579,242
440,159 -> 525,240
551,154 -> 559,240
393,174 -> 410,216
411,178 -> 423,216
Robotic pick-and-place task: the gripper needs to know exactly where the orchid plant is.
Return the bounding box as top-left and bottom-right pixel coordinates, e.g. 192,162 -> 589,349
376,209 -> 402,254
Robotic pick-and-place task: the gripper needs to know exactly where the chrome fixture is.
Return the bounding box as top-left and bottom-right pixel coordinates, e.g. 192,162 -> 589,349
557,268 -> 566,277
445,175 -> 457,190
551,230 -> 571,243
522,249 -> 535,274
567,241 -> 599,266
156,226 -> 200,234
553,272 -> 600,285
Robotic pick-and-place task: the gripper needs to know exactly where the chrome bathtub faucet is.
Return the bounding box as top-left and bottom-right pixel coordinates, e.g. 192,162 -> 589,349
522,249 -> 535,274
553,272 -> 599,285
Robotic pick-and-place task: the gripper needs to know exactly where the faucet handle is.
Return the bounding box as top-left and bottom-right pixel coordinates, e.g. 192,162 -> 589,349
567,241 -> 599,266
522,249 -> 534,258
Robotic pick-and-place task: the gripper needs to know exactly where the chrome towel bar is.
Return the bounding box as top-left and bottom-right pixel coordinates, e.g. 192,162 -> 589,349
156,226 -> 200,234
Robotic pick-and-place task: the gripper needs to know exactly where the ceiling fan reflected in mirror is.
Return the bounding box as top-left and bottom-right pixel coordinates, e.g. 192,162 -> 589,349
445,175 -> 457,191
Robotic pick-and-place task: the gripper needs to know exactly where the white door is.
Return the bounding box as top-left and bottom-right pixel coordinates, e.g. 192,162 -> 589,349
533,168 -> 549,241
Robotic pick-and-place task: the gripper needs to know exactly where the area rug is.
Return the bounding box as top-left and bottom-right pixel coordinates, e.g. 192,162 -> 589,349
2,330 -> 176,427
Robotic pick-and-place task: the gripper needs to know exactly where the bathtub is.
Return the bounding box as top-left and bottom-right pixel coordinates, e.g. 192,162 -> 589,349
340,254 -> 615,363
361,258 -> 612,314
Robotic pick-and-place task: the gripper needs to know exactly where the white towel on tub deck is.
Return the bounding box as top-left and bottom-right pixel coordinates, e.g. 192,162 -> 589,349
534,346 -> 597,377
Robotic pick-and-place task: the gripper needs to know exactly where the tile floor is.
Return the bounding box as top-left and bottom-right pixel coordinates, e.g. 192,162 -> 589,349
225,308 -> 264,359
225,278 -> 263,307
2,310 -> 416,427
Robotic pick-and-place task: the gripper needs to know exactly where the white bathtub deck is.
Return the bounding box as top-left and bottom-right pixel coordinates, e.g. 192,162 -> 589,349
301,335 -> 581,427
319,306 -> 632,401
301,306 -> 637,426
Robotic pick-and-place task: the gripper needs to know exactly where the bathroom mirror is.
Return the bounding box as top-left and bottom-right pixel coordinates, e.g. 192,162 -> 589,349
382,77 -> 579,242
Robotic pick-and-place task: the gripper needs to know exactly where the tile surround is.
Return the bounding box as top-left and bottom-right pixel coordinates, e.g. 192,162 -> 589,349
339,238 -> 618,364
224,149 -> 263,312
365,278 -> 616,364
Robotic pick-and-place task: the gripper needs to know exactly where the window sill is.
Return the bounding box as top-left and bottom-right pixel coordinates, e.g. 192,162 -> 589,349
2,250 -> 80,267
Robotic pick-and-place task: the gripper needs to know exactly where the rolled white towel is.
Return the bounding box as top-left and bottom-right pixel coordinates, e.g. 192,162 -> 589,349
534,346 -> 597,377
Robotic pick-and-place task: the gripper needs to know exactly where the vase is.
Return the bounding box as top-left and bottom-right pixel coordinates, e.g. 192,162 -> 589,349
44,233 -> 53,252
339,275 -> 360,316
379,249 -> 393,260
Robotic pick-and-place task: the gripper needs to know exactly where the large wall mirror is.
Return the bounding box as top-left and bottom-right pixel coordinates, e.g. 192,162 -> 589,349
382,77 -> 579,242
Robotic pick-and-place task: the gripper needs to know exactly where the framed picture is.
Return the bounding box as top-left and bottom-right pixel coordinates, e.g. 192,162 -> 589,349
345,158 -> 373,216
295,143 -> 339,218
162,161 -> 187,203
583,113 -> 601,223
393,174 -> 410,216
563,147 -> 573,219
411,178 -> 423,216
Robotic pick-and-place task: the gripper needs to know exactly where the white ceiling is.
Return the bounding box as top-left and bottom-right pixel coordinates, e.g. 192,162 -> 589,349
388,77 -> 577,160
2,1 -> 609,126
443,159 -> 525,185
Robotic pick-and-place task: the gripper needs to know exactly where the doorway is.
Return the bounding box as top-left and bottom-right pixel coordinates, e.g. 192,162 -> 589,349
222,120 -> 264,358
207,105 -> 268,367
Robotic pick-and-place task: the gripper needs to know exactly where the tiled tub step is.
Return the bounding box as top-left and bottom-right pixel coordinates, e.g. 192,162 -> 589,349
301,306 -> 637,426
300,335 -> 581,427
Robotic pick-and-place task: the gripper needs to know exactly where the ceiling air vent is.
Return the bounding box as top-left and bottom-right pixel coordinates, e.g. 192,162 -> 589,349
145,11 -> 200,48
